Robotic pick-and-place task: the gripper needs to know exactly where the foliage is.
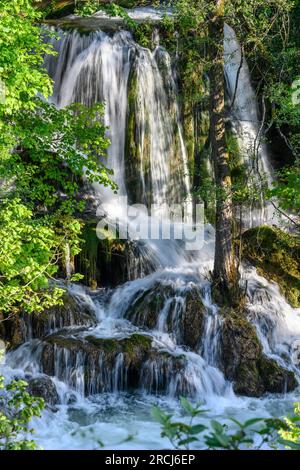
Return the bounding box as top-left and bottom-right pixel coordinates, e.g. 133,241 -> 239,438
74,0 -> 102,17
0,199 -> 67,316
102,2 -> 137,30
2,98 -> 114,214
0,0 -> 114,319
0,375 -> 44,450
278,402 -> 300,449
153,397 -> 300,450
0,0 -> 53,115
267,162 -> 300,213
74,0 -> 137,29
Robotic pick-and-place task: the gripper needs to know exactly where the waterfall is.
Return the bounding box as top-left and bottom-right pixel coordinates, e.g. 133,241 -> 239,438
45,28 -> 190,210
224,24 -> 275,227
1,21 -> 300,450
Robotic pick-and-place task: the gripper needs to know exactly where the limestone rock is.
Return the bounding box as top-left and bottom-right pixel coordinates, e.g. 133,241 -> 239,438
219,308 -> 297,396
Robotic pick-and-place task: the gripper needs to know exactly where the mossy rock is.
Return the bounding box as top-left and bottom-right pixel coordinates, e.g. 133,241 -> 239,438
75,222 -> 136,288
219,308 -> 297,397
242,226 -> 300,307
125,282 -> 205,350
85,332 -> 152,364
40,330 -> 190,395
27,376 -> 59,406
2,291 -> 96,350
179,288 -> 206,349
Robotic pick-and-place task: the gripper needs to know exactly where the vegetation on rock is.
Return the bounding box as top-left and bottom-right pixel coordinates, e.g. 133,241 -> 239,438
242,226 -> 300,307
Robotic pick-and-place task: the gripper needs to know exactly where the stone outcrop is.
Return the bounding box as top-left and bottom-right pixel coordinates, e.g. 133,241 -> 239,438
2,291 -> 96,350
125,282 -> 205,350
219,308 -> 298,396
242,226 -> 300,308
39,331 -> 190,396
27,375 -> 60,406
75,223 -> 156,289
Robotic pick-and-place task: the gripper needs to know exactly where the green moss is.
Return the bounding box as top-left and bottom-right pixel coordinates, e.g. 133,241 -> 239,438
76,223 -> 99,288
125,67 -> 152,205
220,307 -> 297,396
242,226 -> 300,307
86,333 -> 151,357
85,336 -> 119,351
122,333 -> 152,352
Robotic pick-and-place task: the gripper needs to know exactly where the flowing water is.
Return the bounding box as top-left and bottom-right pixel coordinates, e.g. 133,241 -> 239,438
224,24 -> 276,227
2,14 -> 300,449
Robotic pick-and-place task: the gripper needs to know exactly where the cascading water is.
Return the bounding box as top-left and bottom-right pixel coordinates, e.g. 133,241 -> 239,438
2,13 -> 300,449
224,24 -> 276,227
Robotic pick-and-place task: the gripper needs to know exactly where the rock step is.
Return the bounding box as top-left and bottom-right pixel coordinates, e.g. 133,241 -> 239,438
124,282 -> 206,350
38,331 -> 194,397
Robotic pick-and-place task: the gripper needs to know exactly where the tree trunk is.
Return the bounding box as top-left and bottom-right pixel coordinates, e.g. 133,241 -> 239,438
208,0 -> 239,305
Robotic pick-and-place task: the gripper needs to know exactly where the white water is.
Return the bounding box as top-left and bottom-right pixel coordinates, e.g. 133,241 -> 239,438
224,24 -> 276,227
2,21 -> 300,450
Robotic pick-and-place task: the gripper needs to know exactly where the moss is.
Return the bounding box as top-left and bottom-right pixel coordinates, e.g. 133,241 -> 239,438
219,307 -> 297,396
85,336 -> 119,351
242,226 -> 300,307
76,223 -> 99,288
75,222 -> 129,288
86,333 -> 151,359
124,66 -> 152,205
122,333 -> 152,355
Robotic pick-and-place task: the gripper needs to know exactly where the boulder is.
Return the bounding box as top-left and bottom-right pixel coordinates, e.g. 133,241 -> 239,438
27,375 -> 59,406
75,223 -> 156,288
242,226 -> 300,307
3,290 -> 96,350
39,330 -> 190,396
125,282 -> 205,350
219,308 -> 297,396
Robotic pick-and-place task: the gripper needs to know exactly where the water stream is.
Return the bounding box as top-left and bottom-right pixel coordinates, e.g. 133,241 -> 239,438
2,12 -> 300,449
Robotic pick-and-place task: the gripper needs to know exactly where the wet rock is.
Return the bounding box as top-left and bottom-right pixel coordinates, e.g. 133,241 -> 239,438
242,226 -> 300,307
39,331 -> 190,396
2,315 -> 24,351
3,291 -> 96,350
75,222 -> 156,288
125,282 -> 205,350
125,60 -> 152,206
219,308 -> 297,396
180,288 -> 206,349
27,375 -> 59,406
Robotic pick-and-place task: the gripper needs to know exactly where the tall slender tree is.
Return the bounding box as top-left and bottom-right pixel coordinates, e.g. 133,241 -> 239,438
208,0 -> 239,305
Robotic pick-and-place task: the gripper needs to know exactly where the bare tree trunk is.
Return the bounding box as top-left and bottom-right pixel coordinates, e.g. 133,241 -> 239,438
208,0 -> 239,305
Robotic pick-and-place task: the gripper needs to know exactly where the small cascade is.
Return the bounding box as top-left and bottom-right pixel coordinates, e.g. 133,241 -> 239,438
201,288 -> 222,368
243,265 -> 300,372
